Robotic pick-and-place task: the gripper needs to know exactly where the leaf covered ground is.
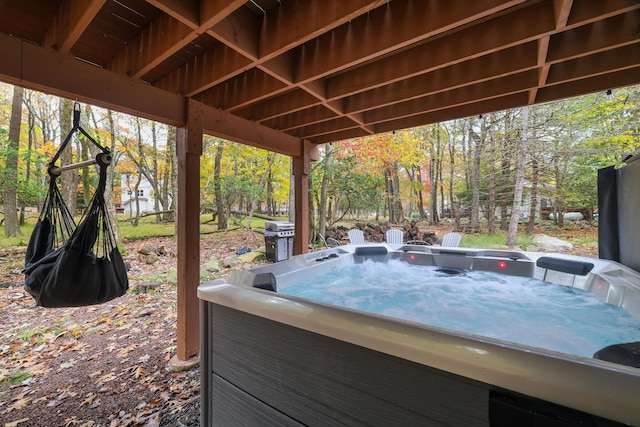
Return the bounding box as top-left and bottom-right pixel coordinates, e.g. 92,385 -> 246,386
0,230 -> 269,427
0,224 -> 598,427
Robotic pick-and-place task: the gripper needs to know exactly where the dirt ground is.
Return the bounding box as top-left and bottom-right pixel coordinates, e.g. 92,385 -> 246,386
0,229 -> 271,427
0,223 -> 599,427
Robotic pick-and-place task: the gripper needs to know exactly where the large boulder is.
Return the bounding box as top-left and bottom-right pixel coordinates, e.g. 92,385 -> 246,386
237,250 -> 265,263
201,259 -> 221,273
532,234 -> 573,252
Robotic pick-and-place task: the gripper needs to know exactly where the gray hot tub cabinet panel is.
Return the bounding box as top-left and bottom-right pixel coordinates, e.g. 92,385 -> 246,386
205,304 -> 489,426
201,304 -> 629,427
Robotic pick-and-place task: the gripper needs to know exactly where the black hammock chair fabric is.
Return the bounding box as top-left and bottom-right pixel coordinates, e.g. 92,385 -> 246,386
23,106 -> 129,307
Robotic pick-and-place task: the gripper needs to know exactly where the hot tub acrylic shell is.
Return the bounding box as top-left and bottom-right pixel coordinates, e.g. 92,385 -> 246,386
198,246 -> 640,426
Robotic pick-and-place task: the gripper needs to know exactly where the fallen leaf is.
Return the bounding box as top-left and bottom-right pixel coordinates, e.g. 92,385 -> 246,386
5,417 -> 30,427
80,394 -> 97,407
88,370 -> 103,378
97,372 -> 117,383
7,397 -> 30,412
134,366 -> 146,379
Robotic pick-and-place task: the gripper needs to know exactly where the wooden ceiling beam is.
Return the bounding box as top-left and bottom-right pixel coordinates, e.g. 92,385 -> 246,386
107,14 -> 196,79
364,71 -> 539,125
233,89 -> 322,122
209,6 -> 260,60
324,1 -> 555,100
547,10 -> 640,62
373,93 -> 530,134
535,67 -> 640,104
42,0 -> 106,53
546,44 -> 640,85
207,0 -> 386,81
155,43 -> 252,96
199,102 -> 302,157
0,33 -> 184,126
342,42 -> 538,114
195,69 -> 288,110
0,32 -> 303,157
566,0 -> 640,26
258,0 -> 388,60
145,0 -> 199,28
199,0 -> 526,113
528,0 -> 573,104
105,0 -> 244,78
262,106 -> 338,132
293,0 -> 527,82
290,117 -> 360,140
312,128 -> 369,145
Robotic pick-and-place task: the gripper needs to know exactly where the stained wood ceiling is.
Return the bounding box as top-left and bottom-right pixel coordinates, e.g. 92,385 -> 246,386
0,0 -> 639,155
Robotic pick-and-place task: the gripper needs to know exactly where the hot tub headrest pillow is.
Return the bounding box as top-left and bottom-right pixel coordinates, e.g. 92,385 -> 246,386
355,246 -> 388,256
536,257 -> 594,276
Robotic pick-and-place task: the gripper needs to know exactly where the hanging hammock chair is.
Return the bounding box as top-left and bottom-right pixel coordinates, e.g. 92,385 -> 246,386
23,103 -> 129,307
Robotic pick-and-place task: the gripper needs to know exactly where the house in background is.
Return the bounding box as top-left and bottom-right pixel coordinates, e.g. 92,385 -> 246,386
120,174 -> 168,215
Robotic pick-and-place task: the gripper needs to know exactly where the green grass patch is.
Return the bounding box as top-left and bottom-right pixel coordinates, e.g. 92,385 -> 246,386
461,230 -> 535,249
19,326 -> 46,343
1,371 -> 33,386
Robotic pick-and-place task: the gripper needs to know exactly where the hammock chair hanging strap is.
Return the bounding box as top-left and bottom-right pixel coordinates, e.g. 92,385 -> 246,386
48,102 -> 111,176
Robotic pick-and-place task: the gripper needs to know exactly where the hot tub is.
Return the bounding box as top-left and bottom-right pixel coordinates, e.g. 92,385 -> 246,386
198,245 -> 640,426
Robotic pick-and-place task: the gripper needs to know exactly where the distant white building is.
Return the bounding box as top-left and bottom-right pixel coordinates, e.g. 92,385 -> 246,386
120,174 -> 169,215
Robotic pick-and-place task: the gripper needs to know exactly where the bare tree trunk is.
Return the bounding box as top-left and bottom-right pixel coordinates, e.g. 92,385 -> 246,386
506,106 -> 529,247
288,158 -> 295,223
499,113 -> 514,230
526,157 -> 539,235
246,153 -> 275,230
318,144 -> 333,239
20,91 -> 35,225
59,98 -> 77,215
151,122 -> 161,223
469,116 -> 486,232
80,121 -> 91,210
429,158 -> 438,224
213,142 -> 227,230
4,85 -> 23,236
165,126 -> 176,222
487,113 -> 497,235
104,109 -> 121,242
392,164 -> 403,222
445,122 -> 459,229
429,128 -> 439,224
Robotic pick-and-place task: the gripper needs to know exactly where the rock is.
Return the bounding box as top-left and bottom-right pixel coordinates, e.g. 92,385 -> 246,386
201,259 -> 221,273
133,282 -> 162,293
222,257 -> 239,268
237,251 -> 265,263
138,252 -> 159,264
532,234 -> 573,251
137,244 -> 157,255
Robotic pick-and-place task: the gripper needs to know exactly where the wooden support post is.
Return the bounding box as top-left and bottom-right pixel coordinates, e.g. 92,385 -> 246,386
175,98 -> 203,361
292,141 -> 314,255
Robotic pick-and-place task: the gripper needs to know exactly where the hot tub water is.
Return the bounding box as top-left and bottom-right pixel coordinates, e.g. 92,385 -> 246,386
280,259 -> 640,358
